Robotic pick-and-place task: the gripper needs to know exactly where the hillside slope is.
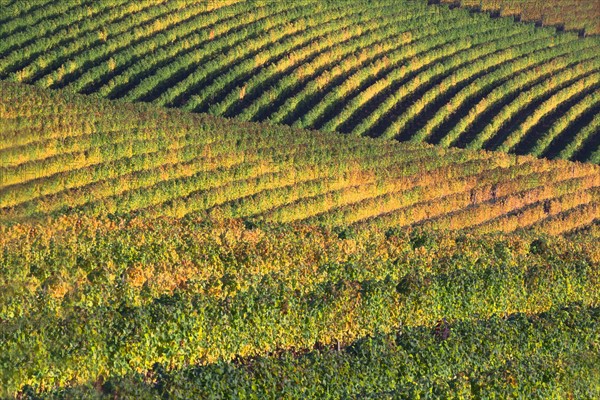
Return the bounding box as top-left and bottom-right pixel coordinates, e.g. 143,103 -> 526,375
2,211 -> 600,396
1,0 -> 599,161
2,2 -> 600,397
31,305 -> 600,398
441,0 -> 600,35
2,82 -> 599,233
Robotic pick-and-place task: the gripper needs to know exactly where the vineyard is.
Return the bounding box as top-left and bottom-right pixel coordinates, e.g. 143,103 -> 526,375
2,82 -> 600,234
31,306 -> 600,398
0,0 -> 599,161
2,0 -> 600,398
1,212 -> 600,396
441,0 -> 600,35
2,84 -> 600,396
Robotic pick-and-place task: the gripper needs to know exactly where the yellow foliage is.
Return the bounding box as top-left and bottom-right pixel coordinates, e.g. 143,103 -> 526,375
97,29 -> 107,42
46,277 -> 70,300
126,264 -> 149,288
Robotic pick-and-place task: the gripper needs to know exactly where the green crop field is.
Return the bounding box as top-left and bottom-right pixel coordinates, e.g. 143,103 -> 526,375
1,0 -> 599,398
2,79 -> 599,399
1,0 -> 599,161
3,82 -> 599,233
2,215 -> 600,397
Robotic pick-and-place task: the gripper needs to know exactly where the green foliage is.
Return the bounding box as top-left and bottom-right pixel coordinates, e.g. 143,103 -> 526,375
0,0 -> 598,161
2,82 -> 598,233
34,306 -> 600,399
1,216 -> 599,396
1,2 -> 599,397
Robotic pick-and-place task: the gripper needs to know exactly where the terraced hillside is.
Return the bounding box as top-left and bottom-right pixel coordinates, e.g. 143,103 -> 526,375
2,82 -> 600,233
1,0 -> 599,161
441,0 -> 600,35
